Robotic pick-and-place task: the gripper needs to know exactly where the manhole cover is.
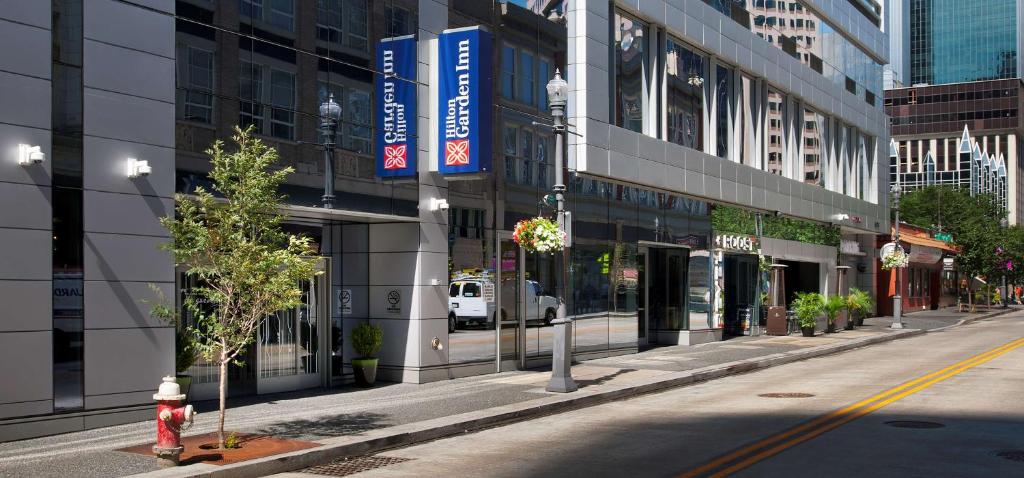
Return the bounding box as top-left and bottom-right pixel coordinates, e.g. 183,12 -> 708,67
304,455 -> 412,477
758,392 -> 815,398
885,420 -> 945,429
996,450 -> 1024,462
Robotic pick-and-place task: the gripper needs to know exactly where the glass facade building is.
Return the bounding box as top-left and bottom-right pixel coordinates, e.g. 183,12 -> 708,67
907,0 -> 1021,85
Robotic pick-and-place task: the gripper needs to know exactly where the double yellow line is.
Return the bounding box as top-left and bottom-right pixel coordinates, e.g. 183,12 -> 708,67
679,336 -> 1024,478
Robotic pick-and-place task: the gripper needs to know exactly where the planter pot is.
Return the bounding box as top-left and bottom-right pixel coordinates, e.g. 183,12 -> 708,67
352,358 -> 379,387
826,323 -> 837,334
855,316 -> 865,327
175,374 -> 192,398
801,326 -> 816,337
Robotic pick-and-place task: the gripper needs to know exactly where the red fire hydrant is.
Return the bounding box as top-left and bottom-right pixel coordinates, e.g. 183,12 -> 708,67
153,376 -> 196,468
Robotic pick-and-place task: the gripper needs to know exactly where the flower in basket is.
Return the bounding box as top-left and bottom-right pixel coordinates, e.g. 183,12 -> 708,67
881,248 -> 909,270
513,217 -> 566,253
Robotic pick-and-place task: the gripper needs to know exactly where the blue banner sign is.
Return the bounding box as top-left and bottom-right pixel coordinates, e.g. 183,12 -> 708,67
437,27 -> 493,175
376,35 -> 417,178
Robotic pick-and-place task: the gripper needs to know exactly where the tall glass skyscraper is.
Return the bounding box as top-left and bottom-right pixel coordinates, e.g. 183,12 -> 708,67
906,0 -> 1021,85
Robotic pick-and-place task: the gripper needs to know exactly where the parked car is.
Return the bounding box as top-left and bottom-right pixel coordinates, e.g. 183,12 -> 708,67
448,278 -> 558,332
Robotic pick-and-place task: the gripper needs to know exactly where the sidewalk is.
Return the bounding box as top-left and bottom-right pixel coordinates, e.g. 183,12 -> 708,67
0,308 -> 1012,478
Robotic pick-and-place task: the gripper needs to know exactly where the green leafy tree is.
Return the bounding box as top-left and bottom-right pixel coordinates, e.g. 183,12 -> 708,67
160,126 -> 320,448
898,186 -> 1008,298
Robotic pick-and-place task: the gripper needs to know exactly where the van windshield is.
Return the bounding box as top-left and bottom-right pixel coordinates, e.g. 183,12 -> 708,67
462,282 -> 481,297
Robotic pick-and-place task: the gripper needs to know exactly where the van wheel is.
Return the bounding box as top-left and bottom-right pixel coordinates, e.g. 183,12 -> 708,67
544,308 -> 556,325
448,314 -> 457,333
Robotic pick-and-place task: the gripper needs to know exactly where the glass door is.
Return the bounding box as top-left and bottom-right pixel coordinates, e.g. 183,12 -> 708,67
496,233 -> 525,371
637,249 -> 648,346
257,259 -> 329,394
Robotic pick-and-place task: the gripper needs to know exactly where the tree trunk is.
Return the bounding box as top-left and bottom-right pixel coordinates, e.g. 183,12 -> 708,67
218,349 -> 227,449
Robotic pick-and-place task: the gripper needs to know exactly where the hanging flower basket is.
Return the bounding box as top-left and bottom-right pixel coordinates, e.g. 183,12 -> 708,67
513,217 -> 566,254
881,248 -> 909,270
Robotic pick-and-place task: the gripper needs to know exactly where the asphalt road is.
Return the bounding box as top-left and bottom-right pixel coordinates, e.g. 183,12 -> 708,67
279,311 -> 1024,478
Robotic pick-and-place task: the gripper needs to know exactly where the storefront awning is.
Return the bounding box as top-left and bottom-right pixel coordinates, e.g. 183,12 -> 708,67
893,230 -> 956,252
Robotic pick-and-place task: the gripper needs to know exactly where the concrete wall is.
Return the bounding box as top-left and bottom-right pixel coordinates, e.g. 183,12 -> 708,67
0,0 -> 175,439
0,0 -> 55,422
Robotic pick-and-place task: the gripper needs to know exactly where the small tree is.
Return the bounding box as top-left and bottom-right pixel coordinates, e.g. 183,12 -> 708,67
160,126 -> 320,448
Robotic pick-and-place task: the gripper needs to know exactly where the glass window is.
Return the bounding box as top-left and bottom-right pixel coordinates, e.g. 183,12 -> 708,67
449,283 -> 461,297
520,51 -> 535,105
240,0 -> 263,20
715,65 -> 732,159
180,46 -> 214,123
803,108 -> 823,186
462,282 -> 480,297
317,0 -> 342,43
385,5 -> 413,36
666,38 -> 705,150
267,0 -> 293,31
345,87 -> 372,154
501,44 -> 516,100
538,58 -> 551,110
766,89 -> 785,175
269,69 -> 294,140
503,124 -> 518,182
345,0 -> 368,50
239,61 -> 264,133
614,10 -> 647,133
520,128 -> 533,185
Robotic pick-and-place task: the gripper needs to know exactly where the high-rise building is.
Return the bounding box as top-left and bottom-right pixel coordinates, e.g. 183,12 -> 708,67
887,0 -> 1023,87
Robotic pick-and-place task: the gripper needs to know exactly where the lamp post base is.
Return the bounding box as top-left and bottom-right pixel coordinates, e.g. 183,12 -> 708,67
891,294 -> 904,329
546,317 -> 577,393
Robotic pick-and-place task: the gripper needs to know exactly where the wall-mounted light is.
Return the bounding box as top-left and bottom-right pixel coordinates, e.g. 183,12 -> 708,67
126,158 -> 151,178
430,337 -> 444,351
429,198 -> 449,211
18,144 -> 45,166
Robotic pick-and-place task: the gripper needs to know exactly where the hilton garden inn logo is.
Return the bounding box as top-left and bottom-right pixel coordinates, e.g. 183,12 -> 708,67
443,39 -> 472,167
437,27 -> 492,174
381,47 -> 409,170
375,36 -> 416,178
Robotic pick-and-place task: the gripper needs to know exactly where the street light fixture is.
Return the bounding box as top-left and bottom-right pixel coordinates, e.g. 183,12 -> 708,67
545,70 -> 577,393
891,183 -> 904,329
319,93 -> 342,209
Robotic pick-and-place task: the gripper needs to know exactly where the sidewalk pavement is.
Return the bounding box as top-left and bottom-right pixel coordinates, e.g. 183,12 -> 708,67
0,307 -> 1013,478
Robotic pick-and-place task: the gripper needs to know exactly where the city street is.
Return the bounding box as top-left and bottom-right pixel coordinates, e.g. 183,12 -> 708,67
277,311 -> 1024,478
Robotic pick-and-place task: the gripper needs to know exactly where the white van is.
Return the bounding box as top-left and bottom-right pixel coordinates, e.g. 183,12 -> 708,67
448,278 -> 559,332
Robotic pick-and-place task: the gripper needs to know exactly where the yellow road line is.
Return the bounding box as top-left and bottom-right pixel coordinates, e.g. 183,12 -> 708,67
679,336 -> 1024,478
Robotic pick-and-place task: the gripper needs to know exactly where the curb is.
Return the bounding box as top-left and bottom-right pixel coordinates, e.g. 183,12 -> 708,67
132,328 -> 926,478
930,308 -> 1015,332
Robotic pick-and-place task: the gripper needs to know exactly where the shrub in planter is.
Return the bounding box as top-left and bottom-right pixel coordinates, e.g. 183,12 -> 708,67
792,292 -> 824,337
823,295 -> 846,334
175,326 -> 199,397
846,288 -> 874,326
351,322 -> 383,387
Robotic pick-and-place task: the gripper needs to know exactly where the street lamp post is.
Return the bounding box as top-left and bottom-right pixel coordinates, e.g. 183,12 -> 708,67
545,70 -> 577,393
1001,217 -> 1009,308
891,184 -> 904,329
319,94 -> 342,209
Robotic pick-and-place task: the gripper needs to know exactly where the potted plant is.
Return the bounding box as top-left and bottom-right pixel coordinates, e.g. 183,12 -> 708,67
175,326 -> 199,397
512,217 -> 566,253
792,292 -> 824,337
351,322 -> 383,387
823,294 -> 846,333
846,288 -> 873,327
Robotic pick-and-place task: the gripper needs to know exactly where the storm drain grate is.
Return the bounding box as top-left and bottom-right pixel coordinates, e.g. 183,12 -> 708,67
996,450 -> 1024,462
303,455 -> 413,476
885,420 -> 945,429
758,392 -> 815,398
